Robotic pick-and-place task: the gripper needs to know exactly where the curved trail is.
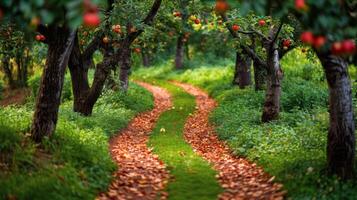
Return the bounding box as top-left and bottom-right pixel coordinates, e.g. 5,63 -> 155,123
174,82 -> 285,200
97,82 -> 171,200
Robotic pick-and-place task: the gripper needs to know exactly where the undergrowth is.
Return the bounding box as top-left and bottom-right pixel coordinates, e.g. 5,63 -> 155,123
133,49 -> 357,199
0,82 -> 154,200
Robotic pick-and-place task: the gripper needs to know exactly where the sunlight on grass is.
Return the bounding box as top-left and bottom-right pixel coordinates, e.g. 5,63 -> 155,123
146,80 -> 222,200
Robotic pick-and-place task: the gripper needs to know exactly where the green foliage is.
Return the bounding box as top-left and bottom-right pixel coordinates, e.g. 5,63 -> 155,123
0,82 -> 154,199
281,78 -> 328,112
281,48 -> 325,81
133,52 -> 357,199
0,0 -> 102,29
0,79 -> 3,99
27,72 -> 73,102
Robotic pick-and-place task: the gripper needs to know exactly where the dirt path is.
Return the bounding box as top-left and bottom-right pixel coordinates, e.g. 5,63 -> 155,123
97,82 -> 172,200
174,82 -> 285,200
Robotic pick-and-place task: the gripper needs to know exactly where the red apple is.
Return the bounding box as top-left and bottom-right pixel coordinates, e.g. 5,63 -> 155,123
112,24 -> 121,33
312,36 -> 326,49
83,12 -> 100,27
283,39 -> 291,47
331,42 -> 343,55
35,35 -> 42,41
295,0 -> 307,10
215,1 -> 229,13
194,19 -> 201,24
134,48 -> 141,53
258,20 -> 266,26
35,34 -> 45,41
173,11 -> 182,17
300,31 -> 314,44
341,40 -> 356,54
232,24 -> 240,32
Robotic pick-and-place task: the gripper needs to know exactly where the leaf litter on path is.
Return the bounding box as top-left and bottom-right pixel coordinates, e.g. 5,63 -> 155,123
173,82 -> 286,200
97,82 -> 172,200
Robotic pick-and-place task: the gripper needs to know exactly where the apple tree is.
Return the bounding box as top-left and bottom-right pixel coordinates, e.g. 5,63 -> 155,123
237,0 -> 357,179
0,0 -> 102,142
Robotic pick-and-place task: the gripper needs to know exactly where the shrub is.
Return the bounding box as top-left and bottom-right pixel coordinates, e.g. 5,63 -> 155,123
0,81 -> 154,199
281,77 -> 328,112
27,73 -> 72,102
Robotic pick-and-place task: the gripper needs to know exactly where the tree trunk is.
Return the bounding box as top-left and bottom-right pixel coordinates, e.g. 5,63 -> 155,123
317,52 -> 355,180
68,37 -> 90,113
185,42 -> 190,61
261,48 -> 283,123
119,45 -> 131,92
175,35 -> 185,69
30,27 -> 76,142
75,61 -> 111,115
253,59 -> 266,91
232,52 -> 251,88
15,55 -> 28,88
69,36 -> 113,116
142,52 -> 151,67
1,57 -> 16,89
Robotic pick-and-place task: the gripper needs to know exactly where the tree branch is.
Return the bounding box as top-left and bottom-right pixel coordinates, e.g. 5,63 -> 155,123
271,22 -> 283,45
126,0 -> 162,44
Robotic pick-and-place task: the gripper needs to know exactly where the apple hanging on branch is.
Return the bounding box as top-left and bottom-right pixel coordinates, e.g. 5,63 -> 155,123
83,0 -> 100,28
232,24 -> 240,32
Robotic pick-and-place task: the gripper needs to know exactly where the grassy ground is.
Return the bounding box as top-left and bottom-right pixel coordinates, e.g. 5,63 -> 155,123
140,80 -> 222,200
133,49 -> 357,199
0,81 -> 154,200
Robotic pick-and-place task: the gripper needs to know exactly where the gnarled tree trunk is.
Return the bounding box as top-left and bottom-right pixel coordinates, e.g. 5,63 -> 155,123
69,36 -> 114,116
31,27 -> 75,142
261,47 -> 283,123
175,34 -> 185,69
232,52 -> 251,88
317,52 -> 355,180
253,59 -> 266,91
68,37 -> 91,113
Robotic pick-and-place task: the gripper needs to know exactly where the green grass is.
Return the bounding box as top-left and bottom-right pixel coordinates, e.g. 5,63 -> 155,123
0,82 -> 154,200
144,80 -> 222,200
132,49 -> 357,199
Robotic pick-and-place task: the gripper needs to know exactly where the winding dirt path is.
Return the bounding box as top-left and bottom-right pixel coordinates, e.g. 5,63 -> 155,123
97,82 -> 172,200
174,82 -> 285,200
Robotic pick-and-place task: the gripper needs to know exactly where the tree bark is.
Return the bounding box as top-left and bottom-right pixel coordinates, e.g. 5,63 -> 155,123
175,34 -> 185,69
142,51 -> 151,67
317,52 -> 355,180
232,52 -> 251,88
68,0 -> 162,115
1,57 -> 16,89
253,59 -> 267,91
261,47 -> 283,123
30,27 -> 76,142
119,45 -> 131,92
68,37 -> 91,113
69,35 -> 114,116
15,53 -> 29,88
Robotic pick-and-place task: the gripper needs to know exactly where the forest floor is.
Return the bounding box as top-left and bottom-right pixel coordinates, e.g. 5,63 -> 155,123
0,88 -> 30,107
100,81 -> 285,200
